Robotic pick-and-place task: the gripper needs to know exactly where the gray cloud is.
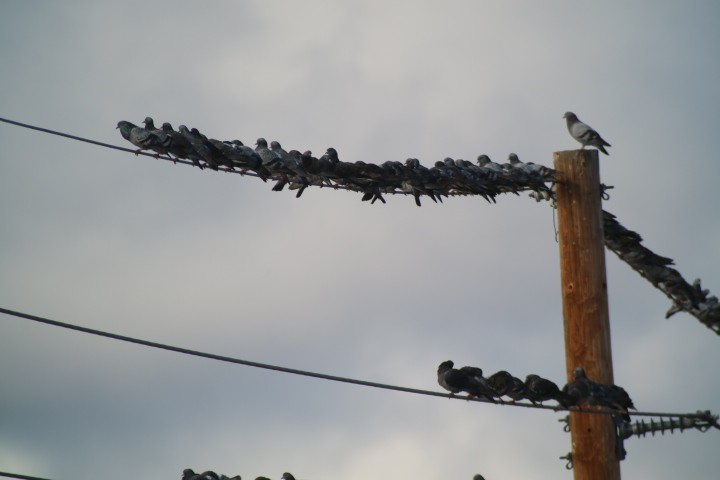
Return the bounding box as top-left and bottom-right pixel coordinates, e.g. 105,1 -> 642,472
1,1 -> 719,480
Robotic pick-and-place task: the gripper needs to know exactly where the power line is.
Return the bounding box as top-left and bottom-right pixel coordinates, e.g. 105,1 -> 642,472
0,471 -> 52,480
2,116 -> 718,335
0,306 -> 714,422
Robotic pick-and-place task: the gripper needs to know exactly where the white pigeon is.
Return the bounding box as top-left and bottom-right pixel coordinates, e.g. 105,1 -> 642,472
563,112 -> 611,155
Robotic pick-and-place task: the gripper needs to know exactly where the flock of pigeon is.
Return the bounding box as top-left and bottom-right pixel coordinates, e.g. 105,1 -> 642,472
182,469 -> 297,480
116,113 -> 720,333
601,211 -> 720,334
437,361 -> 636,420
116,117 -> 557,206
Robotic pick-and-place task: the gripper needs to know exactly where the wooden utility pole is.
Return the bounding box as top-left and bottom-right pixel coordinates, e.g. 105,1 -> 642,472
554,150 -> 620,480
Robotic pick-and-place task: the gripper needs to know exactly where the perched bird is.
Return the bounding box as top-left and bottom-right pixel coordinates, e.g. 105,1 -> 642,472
564,367 -> 635,420
459,366 -> 497,403
563,112 -> 611,155
437,360 -> 469,397
525,374 -> 568,407
117,120 -> 169,156
270,140 -> 295,170
563,367 -> 594,407
160,122 -> 202,167
255,138 -> 281,167
179,125 -> 217,170
487,370 -> 517,400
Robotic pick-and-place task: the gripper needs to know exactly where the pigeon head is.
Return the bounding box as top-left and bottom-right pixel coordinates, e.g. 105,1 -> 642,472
161,122 -> 174,132
405,158 -> 420,168
476,154 -> 491,165
563,112 -> 578,121
255,138 -> 268,147
508,153 -> 520,163
325,147 -> 339,163
143,117 -> 155,129
438,360 -> 454,374
270,140 -> 283,150
573,367 -> 587,379
281,473 -> 296,480
116,120 -> 136,139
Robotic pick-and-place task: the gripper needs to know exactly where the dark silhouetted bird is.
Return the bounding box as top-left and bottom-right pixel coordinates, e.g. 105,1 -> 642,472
525,374 -> 568,407
437,360 -> 468,397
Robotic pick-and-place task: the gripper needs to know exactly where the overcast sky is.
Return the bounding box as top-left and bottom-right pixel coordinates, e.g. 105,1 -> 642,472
1,2 -> 719,480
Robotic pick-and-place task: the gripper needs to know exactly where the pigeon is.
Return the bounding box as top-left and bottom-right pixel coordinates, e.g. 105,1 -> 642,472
563,367 -> 595,407
178,125 -> 217,170
280,473 -> 296,480
255,138 -> 281,167
564,367 -> 634,420
437,360 -> 469,397
525,374 -> 568,407
487,370 -> 517,400
116,120 -> 169,156
270,140 -> 294,171
563,112 -> 611,155
160,122 -> 203,167
459,366 -> 497,403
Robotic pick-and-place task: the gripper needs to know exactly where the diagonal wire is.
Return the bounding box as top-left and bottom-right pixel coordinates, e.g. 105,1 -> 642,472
1,116 -> 718,333
0,306 -> 715,421
0,472 -> 52,480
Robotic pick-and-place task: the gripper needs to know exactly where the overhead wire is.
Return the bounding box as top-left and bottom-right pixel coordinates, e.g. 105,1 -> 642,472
0,306 -> 715,422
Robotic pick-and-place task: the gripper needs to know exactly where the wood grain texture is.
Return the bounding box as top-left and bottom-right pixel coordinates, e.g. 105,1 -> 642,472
554,149 -> 620,480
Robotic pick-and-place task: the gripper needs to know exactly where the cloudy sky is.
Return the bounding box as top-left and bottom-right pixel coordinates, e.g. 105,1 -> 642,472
1,2 -> 719,479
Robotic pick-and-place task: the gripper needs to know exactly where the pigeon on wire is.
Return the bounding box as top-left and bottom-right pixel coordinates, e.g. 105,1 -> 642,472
437,360 -> 470,397
116,120 -> 170,157
181,469 -> 240,480
563,112 -> 611,155
255,138 -> 281,167
525,374 -> 569,407
563,367 -> 635,420
487,370 -> 527,402
459,366 -> 497,403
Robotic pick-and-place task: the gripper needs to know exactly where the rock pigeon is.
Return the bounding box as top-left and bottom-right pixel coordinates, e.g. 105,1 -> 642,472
487,370 -> 517,400
525,374 -> 568,407
178,125 -> 217,170
459,366 -> 497,403
437,360 -> 469,397
160,122 -> 203,167
255,138 -> 281,167
563,112 -> 611,155
564,367 -> 634,420
116,120 -> 169,156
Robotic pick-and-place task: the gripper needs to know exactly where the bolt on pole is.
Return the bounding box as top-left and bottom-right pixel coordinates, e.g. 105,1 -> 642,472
554,149 -> 620,480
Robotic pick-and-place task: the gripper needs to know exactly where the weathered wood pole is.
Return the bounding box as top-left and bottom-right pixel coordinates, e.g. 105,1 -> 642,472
554,149 -> 620,480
